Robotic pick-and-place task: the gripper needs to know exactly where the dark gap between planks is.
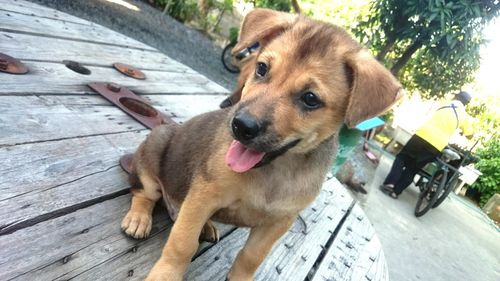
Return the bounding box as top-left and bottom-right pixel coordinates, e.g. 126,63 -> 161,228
16,58 -> 195,74
304,200 -> 357,281
0,8 -> 90,26
0,189 -> 130,235
0,28 -> 160,53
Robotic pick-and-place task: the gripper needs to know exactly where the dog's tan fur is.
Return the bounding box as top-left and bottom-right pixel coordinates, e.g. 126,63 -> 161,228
121,9 -> 402,281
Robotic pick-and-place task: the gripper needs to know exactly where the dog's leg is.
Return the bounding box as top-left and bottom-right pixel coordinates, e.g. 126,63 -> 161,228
121,172 -> 162,239
200,219 -> 219,243
145,183 -> 222,281
163,192 -> 218,243
227,217 -> 295,281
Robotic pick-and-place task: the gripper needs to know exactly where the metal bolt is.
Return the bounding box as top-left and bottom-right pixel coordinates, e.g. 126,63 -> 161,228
62,255 -> 71,264
107,83 -> 121,92
275,266 -> 282,274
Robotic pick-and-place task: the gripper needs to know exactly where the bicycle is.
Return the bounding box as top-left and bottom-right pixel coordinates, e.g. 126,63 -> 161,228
221,41 -> 260,73
414,144 -> 478,217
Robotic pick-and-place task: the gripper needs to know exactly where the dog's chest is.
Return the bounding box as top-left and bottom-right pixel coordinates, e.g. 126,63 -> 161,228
213,155 -> 328,226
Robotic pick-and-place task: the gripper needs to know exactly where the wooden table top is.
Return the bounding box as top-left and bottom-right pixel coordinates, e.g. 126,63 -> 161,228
0,1 -> 388,280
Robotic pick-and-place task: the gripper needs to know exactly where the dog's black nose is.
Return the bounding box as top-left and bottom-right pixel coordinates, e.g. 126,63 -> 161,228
232,113 -> 261,141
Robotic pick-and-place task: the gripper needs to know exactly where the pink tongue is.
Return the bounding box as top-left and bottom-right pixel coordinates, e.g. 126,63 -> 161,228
225,140 -> 266,173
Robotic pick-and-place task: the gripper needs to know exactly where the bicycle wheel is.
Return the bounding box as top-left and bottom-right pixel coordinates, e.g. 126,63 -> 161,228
415,170 -> 445,217
221,43 -> 240,73
432,176 -> 458,208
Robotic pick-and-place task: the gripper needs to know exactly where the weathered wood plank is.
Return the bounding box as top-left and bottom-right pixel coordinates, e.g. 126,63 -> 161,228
0,61 -> 228,95
0,96 -> 146,146
0,94 -> 224,146
0,193 -> 235,281
1,0 -> 91,25
0,31 -> 191,72
0,131 -> 148,234
0,195 -> 171,281
70,223 -> 235,281
0,92 -> 223,234
0,9 -> 157,50
185,179 -> 354,280
310,204 -> 389,281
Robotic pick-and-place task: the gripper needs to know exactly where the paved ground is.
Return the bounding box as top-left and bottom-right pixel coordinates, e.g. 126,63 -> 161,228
361,152 -> 500,281
25,1 -> 500,280
26,0 -> 238,91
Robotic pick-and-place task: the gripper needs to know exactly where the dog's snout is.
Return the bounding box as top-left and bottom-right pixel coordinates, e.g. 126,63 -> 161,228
232,113 -> 261,141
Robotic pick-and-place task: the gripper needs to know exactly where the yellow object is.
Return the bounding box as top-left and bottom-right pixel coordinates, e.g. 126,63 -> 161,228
416,101 -> 473,151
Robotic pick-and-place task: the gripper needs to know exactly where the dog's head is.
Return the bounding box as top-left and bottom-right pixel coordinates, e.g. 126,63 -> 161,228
225,9 -> 402,173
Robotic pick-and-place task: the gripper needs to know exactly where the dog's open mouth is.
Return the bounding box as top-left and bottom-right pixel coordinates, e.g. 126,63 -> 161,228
225,140 -> 266,173
225,139 -> 301,173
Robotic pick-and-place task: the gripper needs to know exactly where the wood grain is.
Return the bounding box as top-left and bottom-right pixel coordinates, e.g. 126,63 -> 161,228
0,94 -> 224,146
0,31 -> 191,72
1,0 -> 91,25
0,61 -> 227,95
0,193 -> 235,281
0,131 -> 147,234
185,179 -> 355,281
71,223 -> 235,281
310,204 -> 389,281
0,195 -> 170,281
0,9 -> 156,50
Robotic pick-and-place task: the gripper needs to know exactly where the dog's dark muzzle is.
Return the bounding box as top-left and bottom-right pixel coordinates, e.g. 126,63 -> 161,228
231,112 -> 263,142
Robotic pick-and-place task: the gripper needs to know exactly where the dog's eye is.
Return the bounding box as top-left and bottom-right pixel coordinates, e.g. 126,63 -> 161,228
255,62 -> 268,78
300,92 -> 322,109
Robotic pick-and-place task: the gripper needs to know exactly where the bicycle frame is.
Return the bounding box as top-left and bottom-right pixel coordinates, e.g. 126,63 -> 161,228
432,157 -> 461,188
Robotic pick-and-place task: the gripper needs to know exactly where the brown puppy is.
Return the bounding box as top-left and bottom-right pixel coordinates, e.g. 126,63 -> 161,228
121,8 -> 402,281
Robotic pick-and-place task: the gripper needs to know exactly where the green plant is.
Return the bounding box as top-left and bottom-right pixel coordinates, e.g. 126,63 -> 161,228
155,0 -> 199,23
229,27 -> 239,44
472,137 -> 500,207
154,0 -> 233,32
254,0 -> 292,12
353,0 -> 500,99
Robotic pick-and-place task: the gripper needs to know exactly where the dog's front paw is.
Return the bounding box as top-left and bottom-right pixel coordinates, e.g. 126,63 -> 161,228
121,211 -> 152,239
145,262 -> 182,281
199,220 -> 219,243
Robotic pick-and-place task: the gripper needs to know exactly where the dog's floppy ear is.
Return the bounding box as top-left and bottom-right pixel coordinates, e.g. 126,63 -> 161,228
232,8 -> 297,55
344,50 -> 403,128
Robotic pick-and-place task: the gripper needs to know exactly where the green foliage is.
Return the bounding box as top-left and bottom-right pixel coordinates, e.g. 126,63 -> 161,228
156,0 -> 199,23
472,137 -> 500,207
229,27 -> 239,43
155,0 -> 233,31
254,0 -> 292,12
300,0 -> 371,31
353,0 -> 500,98
466,97 -> 500,147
